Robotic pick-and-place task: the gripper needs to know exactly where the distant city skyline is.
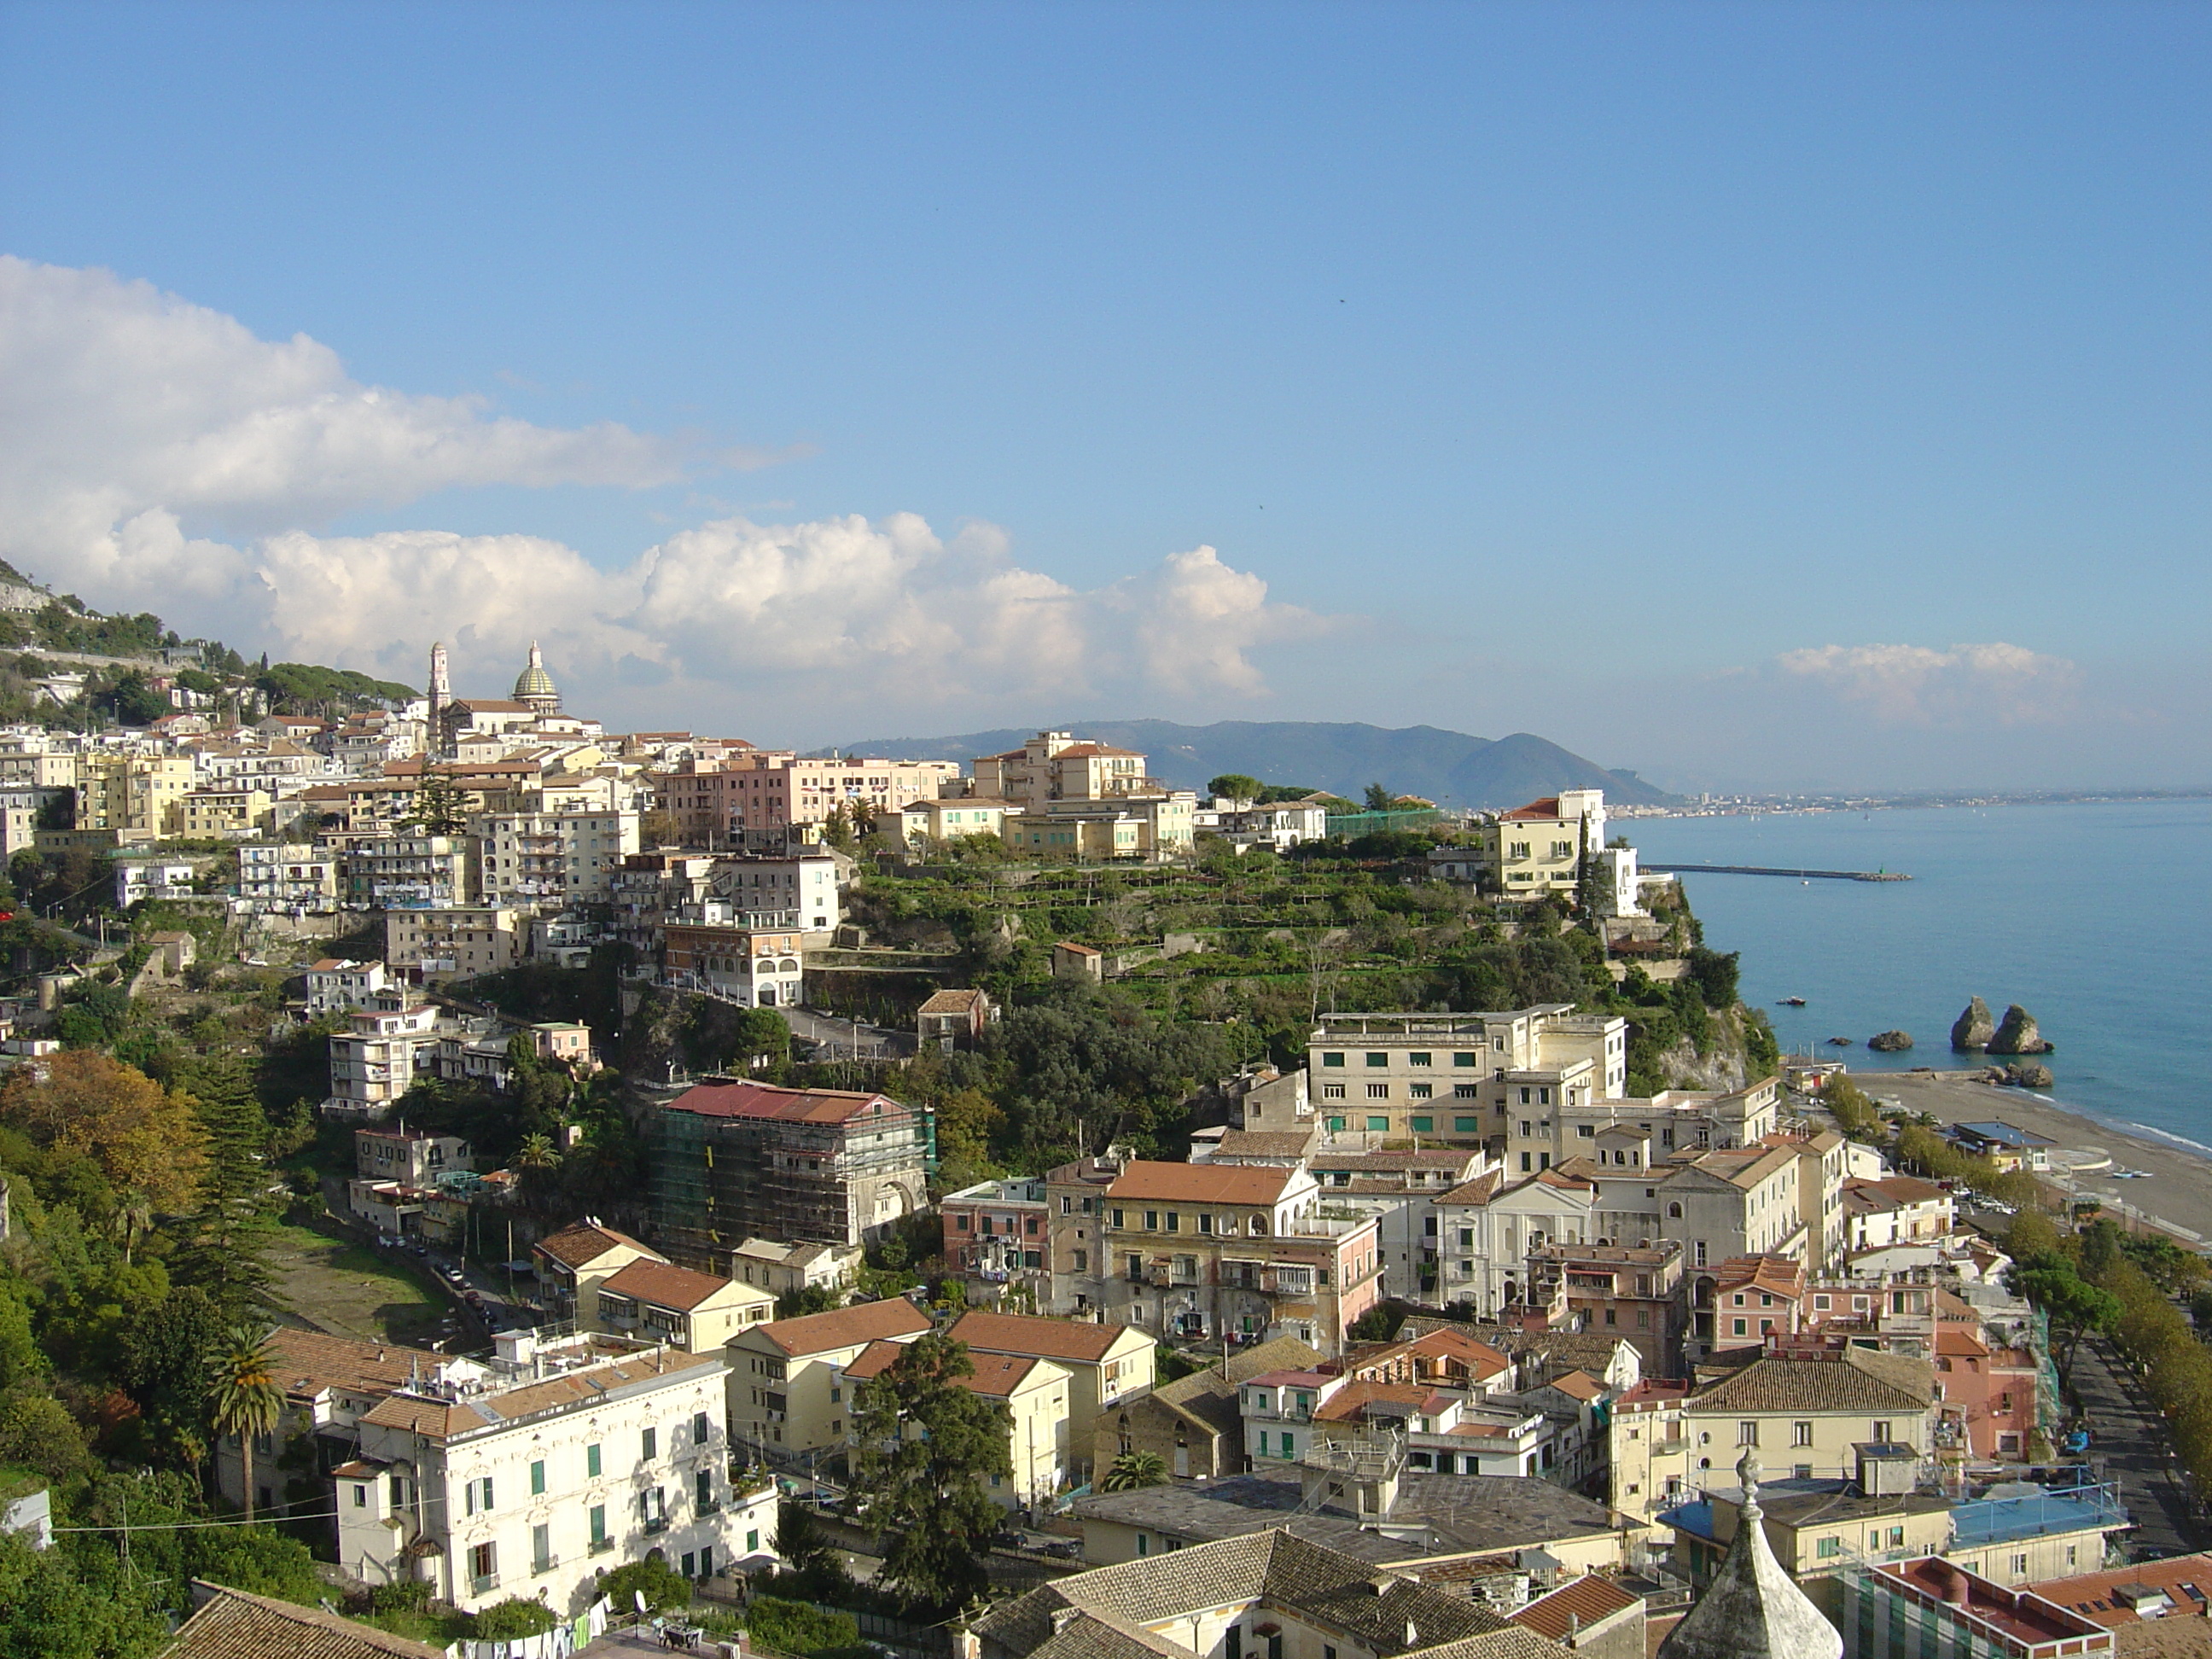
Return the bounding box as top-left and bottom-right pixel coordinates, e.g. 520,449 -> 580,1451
1,3 -> 2204,794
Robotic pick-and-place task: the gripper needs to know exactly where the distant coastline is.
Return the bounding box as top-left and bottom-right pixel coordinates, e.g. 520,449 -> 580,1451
1619,787 -> 2212,820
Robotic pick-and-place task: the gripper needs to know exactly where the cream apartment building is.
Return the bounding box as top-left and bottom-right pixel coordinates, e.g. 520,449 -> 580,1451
385,905 -> 525,981
476,810 -> 640,905
588,1259 -> 774,1353
338,1330 -> 763,1614
841,1340 -> 1074,1511
970,731 -> 1150,806
948,1310 -> 1155,1480
1308,1007 -> 1630,1147
727,1298 -> 931,1457
324,992 -> 444,1117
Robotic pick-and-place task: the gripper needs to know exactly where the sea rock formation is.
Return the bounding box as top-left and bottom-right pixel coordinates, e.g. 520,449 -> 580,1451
1951,996 -> 1995,1050
1988,1004 -> 2052,1055
2009,1062 -> 2054,1088
1868,1030 -> 1914,1051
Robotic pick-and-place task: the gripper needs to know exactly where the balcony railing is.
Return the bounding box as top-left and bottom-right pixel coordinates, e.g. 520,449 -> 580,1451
533,1554 -> 558,1575
471,1572 -> 499,1596
643,1516 -> 670,1535
590,1536 -> 614,1555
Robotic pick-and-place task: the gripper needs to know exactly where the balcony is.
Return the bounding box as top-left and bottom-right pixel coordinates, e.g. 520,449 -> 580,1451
471,1573 -> 500,1597
590,1536 -> 614,1555
643,1516 -> 670,1535
533,1554 -> 558,1575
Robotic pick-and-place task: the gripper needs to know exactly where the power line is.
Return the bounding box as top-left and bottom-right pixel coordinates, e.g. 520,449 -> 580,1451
54,1507 -> 341,1534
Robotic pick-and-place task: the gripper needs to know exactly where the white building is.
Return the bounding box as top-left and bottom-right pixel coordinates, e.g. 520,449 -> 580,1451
238,842 -> 341,913
475,810 -> 641,907
324,992 -> 445,1119
114,859 -> 197,908
306,958 -> 388,1014
337,1329 -> 772,1615
710,853 -> 843,937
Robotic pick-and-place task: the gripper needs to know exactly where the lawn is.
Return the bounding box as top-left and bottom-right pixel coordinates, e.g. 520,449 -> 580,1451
265,1222 -> 457,1348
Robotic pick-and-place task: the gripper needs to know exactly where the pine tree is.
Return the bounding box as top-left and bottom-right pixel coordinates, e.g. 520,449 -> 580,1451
847,1335 -> 1010,1609
168,1051 -> 282,1322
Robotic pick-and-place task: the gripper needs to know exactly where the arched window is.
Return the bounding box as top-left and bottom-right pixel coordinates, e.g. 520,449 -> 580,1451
1667,1202 -> 1683,1219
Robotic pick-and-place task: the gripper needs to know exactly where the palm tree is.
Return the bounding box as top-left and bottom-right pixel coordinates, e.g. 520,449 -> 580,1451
208,1324 -> 286,1521
516,1132 -> 558,1170
1098,1450 -> 1169,1492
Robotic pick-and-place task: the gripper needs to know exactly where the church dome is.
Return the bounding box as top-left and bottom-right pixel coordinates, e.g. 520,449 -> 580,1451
513,642 -> 560,712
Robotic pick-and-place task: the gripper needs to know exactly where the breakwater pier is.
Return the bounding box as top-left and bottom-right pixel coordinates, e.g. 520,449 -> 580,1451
1644,863 -> 1911,882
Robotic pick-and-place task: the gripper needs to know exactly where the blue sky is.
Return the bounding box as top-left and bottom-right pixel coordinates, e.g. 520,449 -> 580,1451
0,2 -> 2204,791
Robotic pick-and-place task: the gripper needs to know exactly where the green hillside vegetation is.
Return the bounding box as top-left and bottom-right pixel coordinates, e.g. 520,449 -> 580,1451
0,567 -> 412,729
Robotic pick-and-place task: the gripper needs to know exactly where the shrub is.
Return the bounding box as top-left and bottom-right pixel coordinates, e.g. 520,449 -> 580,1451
471,1598 -> 560,1640
601,1553 -> 692,1615
748,1595 -> 859,1655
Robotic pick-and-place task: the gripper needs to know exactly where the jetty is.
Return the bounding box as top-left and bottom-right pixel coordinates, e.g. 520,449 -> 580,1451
1644,863 -> 1911,883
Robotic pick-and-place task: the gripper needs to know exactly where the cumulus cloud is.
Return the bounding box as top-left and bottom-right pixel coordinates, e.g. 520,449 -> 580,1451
0,257 -> 1334,727
1774,641 -> 2081,725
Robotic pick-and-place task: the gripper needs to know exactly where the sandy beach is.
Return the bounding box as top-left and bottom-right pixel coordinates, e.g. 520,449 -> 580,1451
1841,1069 -> 2212,1246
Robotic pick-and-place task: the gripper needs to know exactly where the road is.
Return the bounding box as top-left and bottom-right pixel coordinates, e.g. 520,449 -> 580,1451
784,1005 -> 909,1059
2073,1336 -> 2203,1559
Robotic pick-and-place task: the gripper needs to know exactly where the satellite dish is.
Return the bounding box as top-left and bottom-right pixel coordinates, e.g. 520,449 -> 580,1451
636,1591 -> 649,1614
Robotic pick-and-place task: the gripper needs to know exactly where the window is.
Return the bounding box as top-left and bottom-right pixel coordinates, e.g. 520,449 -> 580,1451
1872,1420 -> 1893,1443
469,1541 -> 498,1593
1326,1116 -> 1345,1132
533,1522 -> 553,1574
1166,1212 -> 1179,1233
1111,1208 -> 1125,1228
530,1458 -> 546,1495
1198,1214 -> 1214,1235
1737,1422 -> 1759,1446
1365,1083 -> 1388,1099
1454,1116 -> 1479,1132
1732,1318 -> 1747,1336
586,1442 -> 602,1478
1817,1537 -> 1842,1560
1365,1052 -> 1388,1068
697,1469 -> 713,1510
1454,1084 -> 1478,1099
1454,1051 -> 1476,1068
1409,1083 -> 1432,1100
589,1505 -> 608,1549
352,1483 -> 367,1508
1145,1211 -> 1159,1231
464,1476 -> 494,1514
1366,1116 -> 1389,1132
1323,1053 -> 1345,1068
642,1426 -> 658,1460
1411,1116 -> 1434,1133
1323,1084 -> 1346,1099
1409,1052 -> 1432,1067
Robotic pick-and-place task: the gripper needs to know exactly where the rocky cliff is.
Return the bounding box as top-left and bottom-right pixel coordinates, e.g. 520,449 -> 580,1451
1988,1004 -> 2053,1055
1951,996 -> 1995,1051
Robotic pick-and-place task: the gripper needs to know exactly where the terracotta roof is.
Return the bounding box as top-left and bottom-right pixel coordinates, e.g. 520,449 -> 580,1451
959,1350 -> 1048,1397
1511,1575 -> 1641,1641
266,1329 -> 444,1406
2028,1554 -> 2212,1627
1107,1161 -> 1296,1205
752,1296 -> 932,1357
1404,1328 -> 1514,1378
1214,1130 -> 1324,1160
1545,1371 -> 1605,1402
839,1339 -> 912,1382
532,1220 -> 659,1271
1313,1380 -> 1435,1423
600,1257 -> 759,1313
1690,1348 -> 1933,1415
918,989 -> 988,1016
1055,941 -> 1103,957
1500,797 -> 1563,819
663,1078 -> 912,1126
164,1582 -> 448,1659
951,1310 -> 1142,1365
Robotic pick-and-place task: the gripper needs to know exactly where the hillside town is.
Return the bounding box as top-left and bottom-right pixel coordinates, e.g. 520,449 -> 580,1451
0,638 -> 2203,1659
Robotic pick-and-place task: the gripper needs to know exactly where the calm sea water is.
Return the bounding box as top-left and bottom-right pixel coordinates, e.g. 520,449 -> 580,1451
1621,798 -> 2212,1147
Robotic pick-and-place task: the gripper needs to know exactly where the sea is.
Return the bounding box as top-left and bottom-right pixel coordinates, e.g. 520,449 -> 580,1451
1621,796 -> 2212,1150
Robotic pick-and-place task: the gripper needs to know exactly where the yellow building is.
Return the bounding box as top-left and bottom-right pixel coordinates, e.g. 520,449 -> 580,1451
727,1299 -> 932,1458
842,1340 -> 1074,1511
587,1258 -> 773,1352
179,786 -> 277,839
74,754 -> 197,837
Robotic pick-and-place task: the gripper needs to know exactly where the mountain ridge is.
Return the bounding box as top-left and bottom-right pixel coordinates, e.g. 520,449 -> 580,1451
818,719 -> 1677,810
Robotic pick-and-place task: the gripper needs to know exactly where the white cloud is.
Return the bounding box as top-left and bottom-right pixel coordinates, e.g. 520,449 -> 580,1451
0,257 -> 1335,730
1774,641 -> 2081,725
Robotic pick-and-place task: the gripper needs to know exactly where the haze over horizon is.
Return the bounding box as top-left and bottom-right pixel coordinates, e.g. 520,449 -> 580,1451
1,4 -> 2204,795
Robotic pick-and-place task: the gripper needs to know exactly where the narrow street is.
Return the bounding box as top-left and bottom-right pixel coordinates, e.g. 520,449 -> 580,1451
2073,1337 -> 2203,1559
